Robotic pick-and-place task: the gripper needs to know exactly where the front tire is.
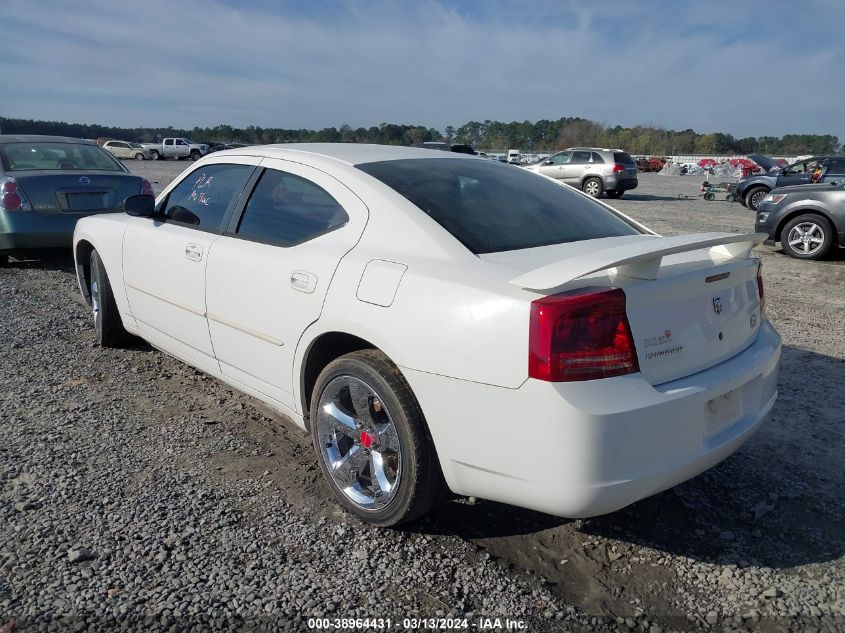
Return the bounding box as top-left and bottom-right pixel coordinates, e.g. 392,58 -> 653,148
780,214 -> 834,260
150,150 -> 160,161
135,153 -> 145,160
89,250 -> 129,347
190,150 -> 201,161
310,350 -> 444,526
582,177 -> 603,198
745,186 -> 769,211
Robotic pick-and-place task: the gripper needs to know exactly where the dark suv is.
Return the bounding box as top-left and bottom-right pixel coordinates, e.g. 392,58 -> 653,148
736,154 -> 845,211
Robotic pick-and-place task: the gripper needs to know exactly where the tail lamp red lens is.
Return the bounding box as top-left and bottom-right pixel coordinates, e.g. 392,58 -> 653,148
612,163 -> 625,174
0,177 -> 31,211
529,287 -> 639,382
756,261 -> 765,320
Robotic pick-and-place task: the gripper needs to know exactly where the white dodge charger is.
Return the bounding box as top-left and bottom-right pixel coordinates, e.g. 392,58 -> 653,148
73,144 -> 780,526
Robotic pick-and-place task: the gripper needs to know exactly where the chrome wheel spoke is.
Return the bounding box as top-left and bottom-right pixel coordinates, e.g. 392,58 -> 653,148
332,445 -> 368,484
347,379 -> 376,426
788,237 -> 803,246
375,422 -> 400,453
370,451 -> 394,495
322,401 -> 357,438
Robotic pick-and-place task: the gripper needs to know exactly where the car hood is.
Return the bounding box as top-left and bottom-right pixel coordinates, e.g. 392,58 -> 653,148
772,182 -> 843,195
748,153 -> 779,173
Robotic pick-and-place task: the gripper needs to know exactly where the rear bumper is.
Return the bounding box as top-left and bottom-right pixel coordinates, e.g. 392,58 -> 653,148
605,176 -> 638,192
404,321 -> 780,518
0,209 -> 121,253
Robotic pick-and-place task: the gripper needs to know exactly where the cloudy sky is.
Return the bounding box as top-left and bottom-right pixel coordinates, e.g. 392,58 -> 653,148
2,0 -> 842,139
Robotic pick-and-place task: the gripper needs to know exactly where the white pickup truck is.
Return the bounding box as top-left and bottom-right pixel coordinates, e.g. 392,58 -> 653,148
140,138 -> 209,161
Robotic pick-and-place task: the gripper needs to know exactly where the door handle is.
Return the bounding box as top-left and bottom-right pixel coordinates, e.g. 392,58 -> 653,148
185,243 -> 203,261
290,270 -> 317,294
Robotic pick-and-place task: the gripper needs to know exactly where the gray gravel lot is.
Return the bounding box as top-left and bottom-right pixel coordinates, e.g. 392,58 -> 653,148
1,162 -> 844,632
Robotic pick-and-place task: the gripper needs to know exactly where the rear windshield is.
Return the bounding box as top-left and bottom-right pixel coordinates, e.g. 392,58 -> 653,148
356,158 -> 641,254
613,152 -> 635,165
0,142 -> 123,172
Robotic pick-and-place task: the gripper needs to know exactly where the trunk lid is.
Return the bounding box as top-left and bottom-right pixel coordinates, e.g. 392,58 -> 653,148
497,232 -> 766,385
12,171 -> 143,214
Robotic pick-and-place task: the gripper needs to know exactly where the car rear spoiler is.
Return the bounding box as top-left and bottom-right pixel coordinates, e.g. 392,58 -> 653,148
509,232 -> 767,291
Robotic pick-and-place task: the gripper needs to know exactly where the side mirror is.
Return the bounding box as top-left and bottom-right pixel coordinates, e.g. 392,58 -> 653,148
543,160 -> 553,165
124,194 -> 156,217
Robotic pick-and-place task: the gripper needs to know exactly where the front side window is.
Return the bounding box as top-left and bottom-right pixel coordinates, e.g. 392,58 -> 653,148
236,168 -> 349,246
162,163 -> 252,230
357,158 -> 641,254
548,152 -> 571,165
0,142 -> 123,171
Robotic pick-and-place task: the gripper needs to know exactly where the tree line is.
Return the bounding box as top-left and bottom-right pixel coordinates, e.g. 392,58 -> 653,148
1,116 -> 839,156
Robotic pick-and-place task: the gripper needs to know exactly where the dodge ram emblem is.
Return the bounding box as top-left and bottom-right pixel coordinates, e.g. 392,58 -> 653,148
712,297 -> 723,315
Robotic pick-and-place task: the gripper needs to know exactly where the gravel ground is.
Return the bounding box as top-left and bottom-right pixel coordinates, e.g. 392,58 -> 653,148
1,163 -> 844,632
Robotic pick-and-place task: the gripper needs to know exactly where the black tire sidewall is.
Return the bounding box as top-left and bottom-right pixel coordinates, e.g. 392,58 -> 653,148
746,187 -> 768,210
780,214 -> 834,260
309,352 -> 431,526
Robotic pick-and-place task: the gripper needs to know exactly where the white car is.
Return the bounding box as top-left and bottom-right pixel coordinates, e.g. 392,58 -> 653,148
72,144 -> 781,526
101,140 -> 153,161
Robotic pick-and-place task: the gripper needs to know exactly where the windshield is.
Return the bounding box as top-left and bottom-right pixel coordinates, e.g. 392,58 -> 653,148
0,142 -> 124,172
356,158 -> 642,254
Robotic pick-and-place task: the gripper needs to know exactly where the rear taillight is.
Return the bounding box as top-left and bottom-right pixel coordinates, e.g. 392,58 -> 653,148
0,177 -> 32,211
140,179 -> 154,196
529,287 -> 639,382
756,261 -> 765,320
613,163 -> 625,174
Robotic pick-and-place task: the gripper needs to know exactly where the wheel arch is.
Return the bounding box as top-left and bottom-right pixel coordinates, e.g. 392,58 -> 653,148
774,206 -> 839,244
74,239 -> 96,305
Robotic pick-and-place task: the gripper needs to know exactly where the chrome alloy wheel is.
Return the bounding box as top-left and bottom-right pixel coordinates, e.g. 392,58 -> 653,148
315,375 -> 401,511
787,222 -> 825,255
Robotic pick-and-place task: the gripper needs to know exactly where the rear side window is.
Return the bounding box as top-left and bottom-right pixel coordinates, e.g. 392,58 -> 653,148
235,168 -> 349,246
826,159 -> 845,174
591,152 -> 605,163
571,151 -> 592,164
613,152 -> 635,165
356,158 -> 641,254
162,163 -> 252,230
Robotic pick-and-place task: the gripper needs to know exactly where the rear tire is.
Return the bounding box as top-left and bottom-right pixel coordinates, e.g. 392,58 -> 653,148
780,214 -> 834,260
745,186 -> 768,211
726,193 -> 736,202
310,349 -> 445,526
0,254 -> 8,266
605,190 -> 624,199
90,250 -> 130,347
135,153 -> 145,160
704,192 -> 715,201
582,177 -> 603,198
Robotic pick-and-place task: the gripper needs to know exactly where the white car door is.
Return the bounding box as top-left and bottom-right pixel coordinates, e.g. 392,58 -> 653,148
122,161 -> 256,371
204,159 -> 368,410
